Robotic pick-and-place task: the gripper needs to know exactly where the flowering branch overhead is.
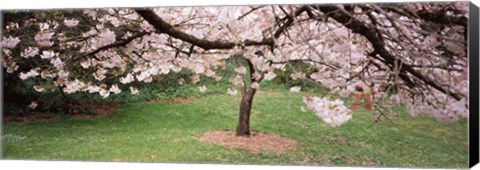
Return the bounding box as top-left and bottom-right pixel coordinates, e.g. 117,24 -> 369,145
2,2 -> 470,128
135,9 -> 275,50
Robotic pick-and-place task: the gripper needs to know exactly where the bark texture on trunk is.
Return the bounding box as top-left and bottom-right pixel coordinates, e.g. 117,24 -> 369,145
233,53 -> 263,137
235,89 -> 257,137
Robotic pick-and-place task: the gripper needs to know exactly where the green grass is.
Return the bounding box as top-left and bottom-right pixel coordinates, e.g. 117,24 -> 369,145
1,85 -> 468,168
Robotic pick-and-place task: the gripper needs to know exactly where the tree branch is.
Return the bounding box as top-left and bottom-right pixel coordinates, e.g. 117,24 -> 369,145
416,9 -> 468,27
85,31 -> 150,57
135,9 -> 274,50
273,6 -> 308,38
312,5 -> 463,100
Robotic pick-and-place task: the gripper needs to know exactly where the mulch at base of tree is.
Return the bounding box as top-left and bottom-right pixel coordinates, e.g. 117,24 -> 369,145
195,130 -> 298,154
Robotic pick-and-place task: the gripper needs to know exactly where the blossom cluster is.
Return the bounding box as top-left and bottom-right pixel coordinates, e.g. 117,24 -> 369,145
0,3 -> 469,125
303,96 -> 352,127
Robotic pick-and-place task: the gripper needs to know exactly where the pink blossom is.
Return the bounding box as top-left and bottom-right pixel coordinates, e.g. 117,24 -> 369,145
93,68 -> 107,81
159,63 -> 173,74
34,31 -> 54,47
263,71 -> 276,81
2,36 -> 21,49
204,69 -> 215,77
40,70 -> 56,79
213,75 -> 222,81
86,85 -> 101,93
290,86 -> 301,93
19,69 -> 39,80
5,61 -> 19,73
41,50 -> 56,59
120,73 -> 134,84
130,87 -> 140,95
172,66 -> 182,73
99,15 -> 122,27
192,64 -> 204,74
64,18 -> 79,27
227,88 -> 238,96
303,96 -> 352,127
64,79 -> 86,94
57,70 -> 69,80
199,85 -> 207,93
250,82 -> 259,89
84,9 -> 97,19
21,47 -> 39,58
50,58 -> 64,68
98,29 -> 116,46
81,60 -> 91,69
33,85 -> 45,92
252,72 -> 262,80
136,71 -> 151,82
99,89 -> 110,98
229,75 -> 244,87
1,5 -> 469,125
39,23 -> 49,31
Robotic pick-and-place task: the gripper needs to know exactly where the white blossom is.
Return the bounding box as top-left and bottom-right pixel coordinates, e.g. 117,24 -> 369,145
303,96 -> 352,127
33,85 -> 45,92
50,58 -> 64,68
229,75 -> 244,87
253,72 -> 262,81
21,47 -> 39,58
2,36 -> 21,48
227,88 -> 238,96
130,87 -> 140,95
81,60 -> 91,69
120,73 -> 134,84
34,31 -> 54,47
109,84 -> 121,94
63,79 -> 86,94
290,86 -> 301,93
264,71 -> 276,81
64,18 -> 79,27
235,66 -> 247,74
93,68 -> 107,81
19,70 -> 39,80
57,70 -> 69,80
250,82 -> 259,89
86,85 -> 101,93
99,89 -> 110,98
41,50 -> 55,59
199,85 -> 207,93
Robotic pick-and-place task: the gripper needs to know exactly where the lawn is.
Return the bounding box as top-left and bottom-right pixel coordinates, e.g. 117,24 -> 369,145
1,86 -> 469,168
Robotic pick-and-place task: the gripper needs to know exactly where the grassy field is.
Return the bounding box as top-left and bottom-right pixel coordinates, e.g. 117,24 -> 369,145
1,85 -> 469,168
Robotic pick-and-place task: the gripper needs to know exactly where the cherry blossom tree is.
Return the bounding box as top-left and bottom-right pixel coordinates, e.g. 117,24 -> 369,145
1,2 -> 470,136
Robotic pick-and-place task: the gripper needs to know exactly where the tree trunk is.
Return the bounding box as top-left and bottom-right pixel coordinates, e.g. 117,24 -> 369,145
235,90 -> 257,137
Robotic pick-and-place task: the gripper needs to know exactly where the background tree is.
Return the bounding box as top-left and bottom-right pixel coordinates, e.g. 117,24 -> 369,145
2,2 -> 469,136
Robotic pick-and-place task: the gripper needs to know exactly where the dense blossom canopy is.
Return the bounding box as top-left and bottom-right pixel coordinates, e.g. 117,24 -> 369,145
1,2 -> 469,126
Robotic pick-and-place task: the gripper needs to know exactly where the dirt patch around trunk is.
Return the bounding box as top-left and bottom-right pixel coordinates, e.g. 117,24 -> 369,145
195,130 -> 298,154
